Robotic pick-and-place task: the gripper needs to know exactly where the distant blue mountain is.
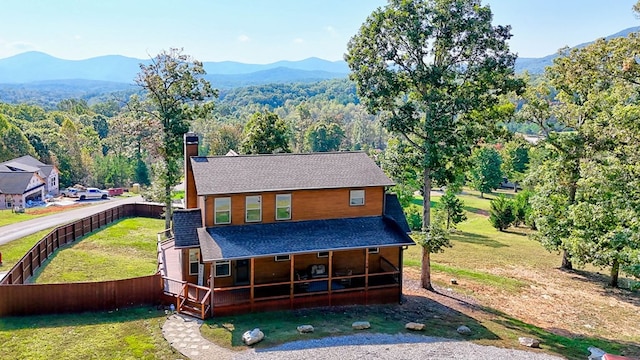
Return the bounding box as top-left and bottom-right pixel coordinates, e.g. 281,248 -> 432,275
0,52 -> 349,85
0,26 -> 637,88
515,26 -> 640,74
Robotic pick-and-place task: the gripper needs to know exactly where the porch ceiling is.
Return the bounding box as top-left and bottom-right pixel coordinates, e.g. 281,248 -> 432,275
198,216 -> 415,262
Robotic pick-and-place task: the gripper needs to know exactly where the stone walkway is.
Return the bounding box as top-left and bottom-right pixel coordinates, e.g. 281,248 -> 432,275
162,313 -> 235,360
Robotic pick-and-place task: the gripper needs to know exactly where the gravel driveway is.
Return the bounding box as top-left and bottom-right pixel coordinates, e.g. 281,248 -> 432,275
233,333 -> 564,360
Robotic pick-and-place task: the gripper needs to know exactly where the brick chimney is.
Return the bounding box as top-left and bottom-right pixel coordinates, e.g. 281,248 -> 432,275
184,132 -> 199,209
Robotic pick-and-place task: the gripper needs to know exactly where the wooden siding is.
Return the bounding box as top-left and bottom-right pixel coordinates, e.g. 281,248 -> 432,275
0,274 -> 162,317
201,187 -> 385,227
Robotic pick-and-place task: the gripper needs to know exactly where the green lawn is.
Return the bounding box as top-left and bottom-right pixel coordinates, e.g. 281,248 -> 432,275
0,229 -> 54,270
0,307 -> 184,360
0,209 -> 48,227
31,217 -> 164,283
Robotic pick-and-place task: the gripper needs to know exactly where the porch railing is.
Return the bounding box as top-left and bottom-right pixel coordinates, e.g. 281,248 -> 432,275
177,282 -> 211,320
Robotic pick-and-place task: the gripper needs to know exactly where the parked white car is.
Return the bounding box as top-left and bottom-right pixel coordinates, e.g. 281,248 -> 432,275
77,188 -> 109,200
60,187 -> 79,198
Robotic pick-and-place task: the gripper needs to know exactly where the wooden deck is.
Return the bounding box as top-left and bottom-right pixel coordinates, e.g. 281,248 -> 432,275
158,239 -> 183,295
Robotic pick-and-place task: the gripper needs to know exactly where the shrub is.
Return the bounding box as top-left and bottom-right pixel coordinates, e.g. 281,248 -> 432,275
405,204 -> 423,231
489,195 -> 515,231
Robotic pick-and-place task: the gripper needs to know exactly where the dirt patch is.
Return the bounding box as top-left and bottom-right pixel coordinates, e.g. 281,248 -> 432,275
27,202 -> 87,215
402,266 -> 640,358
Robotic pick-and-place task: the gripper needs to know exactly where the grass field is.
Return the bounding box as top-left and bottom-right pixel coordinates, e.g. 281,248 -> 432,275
30,217 -> 164,283
0,307 -> 183,360
0,229 -> 53,270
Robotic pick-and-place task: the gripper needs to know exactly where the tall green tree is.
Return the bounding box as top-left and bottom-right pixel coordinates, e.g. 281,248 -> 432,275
304,121 -> 345,152
468,146 -> 503,198
134,48 -> 217,229
346,0 -> 523,289
489,195 -> 515,231
439,189 -> 467,230
241,110 -> 291,154
499,139 -> 530,192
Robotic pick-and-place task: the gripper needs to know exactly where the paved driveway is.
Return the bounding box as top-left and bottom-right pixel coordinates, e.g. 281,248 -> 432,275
0,195 -> 143,246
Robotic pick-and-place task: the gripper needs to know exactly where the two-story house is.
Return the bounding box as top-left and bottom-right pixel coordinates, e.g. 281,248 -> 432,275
0,155 -> 59,210
161,133 -> 413,318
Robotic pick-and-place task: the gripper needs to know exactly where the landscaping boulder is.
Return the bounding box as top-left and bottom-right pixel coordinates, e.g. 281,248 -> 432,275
588,346 -> 606,360
242,328 -> 264,345
297,325 -> 314,333
352,321 -> 371,330
518,337 -> 540,348
405,322 -> 425,331
456,325 -> 472,335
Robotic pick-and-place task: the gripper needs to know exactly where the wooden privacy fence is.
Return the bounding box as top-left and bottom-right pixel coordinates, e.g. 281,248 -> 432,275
1,203 -> 163,285
0,274 -> 162,317
0,202 -> 165,317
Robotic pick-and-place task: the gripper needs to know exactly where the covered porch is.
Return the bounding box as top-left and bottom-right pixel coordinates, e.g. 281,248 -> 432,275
198,216 -> 414,317
209,247 -> 404,316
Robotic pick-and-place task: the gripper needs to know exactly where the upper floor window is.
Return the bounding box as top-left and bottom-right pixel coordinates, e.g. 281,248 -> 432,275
350,189 -> 365,206
188,248 -> 200,275
214,197 -> 231,224
275,194 -> 291,220
246,195 -> 262,222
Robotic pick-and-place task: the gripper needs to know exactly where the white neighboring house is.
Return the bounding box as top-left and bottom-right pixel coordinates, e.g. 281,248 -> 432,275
0,155 -> 59,210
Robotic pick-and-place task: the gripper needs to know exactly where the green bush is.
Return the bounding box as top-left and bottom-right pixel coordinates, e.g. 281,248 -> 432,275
405,204 -> 423,231
489,195 -> 515,231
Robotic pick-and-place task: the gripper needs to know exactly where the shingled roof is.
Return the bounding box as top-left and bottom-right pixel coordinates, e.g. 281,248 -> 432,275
190,152 -> 394,196
0,172 -> 42,195
172,208 -> 202,248
384,193 -> 411,233
198,216 -> 415,262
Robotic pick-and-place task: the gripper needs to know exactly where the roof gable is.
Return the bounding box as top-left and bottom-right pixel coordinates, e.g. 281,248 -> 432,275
0,172 -> 40,194
172,208 -> 203,248
190,152 -> 394,195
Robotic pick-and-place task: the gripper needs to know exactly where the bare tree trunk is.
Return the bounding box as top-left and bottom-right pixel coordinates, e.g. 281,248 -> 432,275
164,181 -> 172,231
421,245 -> 433,290
561,250 -> 573,270
421,167 -> 434,290
609,259 -> 619,288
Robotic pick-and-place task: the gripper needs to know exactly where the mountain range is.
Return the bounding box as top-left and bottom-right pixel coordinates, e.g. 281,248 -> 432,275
0,26 -> 638,91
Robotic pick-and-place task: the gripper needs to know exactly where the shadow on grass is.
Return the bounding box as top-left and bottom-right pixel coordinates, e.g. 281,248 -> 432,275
205,297 -> 499,352
462,205 -> 490,216
450,231 -> 507,248
559,268 -> 640,308
482,306 -> 640,360
0,306 -> 166,331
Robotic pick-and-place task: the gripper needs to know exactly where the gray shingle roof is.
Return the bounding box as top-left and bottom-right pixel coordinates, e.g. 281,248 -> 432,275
190,152 -> 394,195
172,208 -> 203,248
0,172 -> 39,194
384,194 -> 411,233
198,216 -> 415,261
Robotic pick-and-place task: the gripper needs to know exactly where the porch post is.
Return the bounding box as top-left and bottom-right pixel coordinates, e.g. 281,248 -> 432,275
364,248 -> 369,304
250,258 -> 255,311
290,254 -> 295,307
328,251 -> 333,305
398,247 -> 403,304
209,263 -> 214,316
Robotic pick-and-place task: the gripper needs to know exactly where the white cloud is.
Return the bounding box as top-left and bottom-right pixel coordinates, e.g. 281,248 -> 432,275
6,41 -> 35,52
237,34 -> 250,42
325,26 -> 338,37
293,38 -> 304,44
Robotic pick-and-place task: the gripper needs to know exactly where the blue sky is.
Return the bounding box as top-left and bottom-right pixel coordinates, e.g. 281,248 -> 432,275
0,0 -> 638,63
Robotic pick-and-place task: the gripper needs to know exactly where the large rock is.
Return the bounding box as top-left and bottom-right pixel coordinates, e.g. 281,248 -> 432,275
456,325 -> 472,335
242,328 -> 264,345
352,321 -> 371,330
297,325 -> 314,333
405,322 -> 425,331
518,337 -> 540,348
588,346 -> 606,360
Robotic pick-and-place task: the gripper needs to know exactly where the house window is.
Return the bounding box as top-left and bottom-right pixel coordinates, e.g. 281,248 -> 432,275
215,197 -> 231,224
275,194 -> 291,220
350,190 -> 365,206
317,251 -> 329,258
214,260 -> 231,277
246,195 -> 262,222
188,249 -> 200,275
368,247 -> 380,254
275,255 -> 290,262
